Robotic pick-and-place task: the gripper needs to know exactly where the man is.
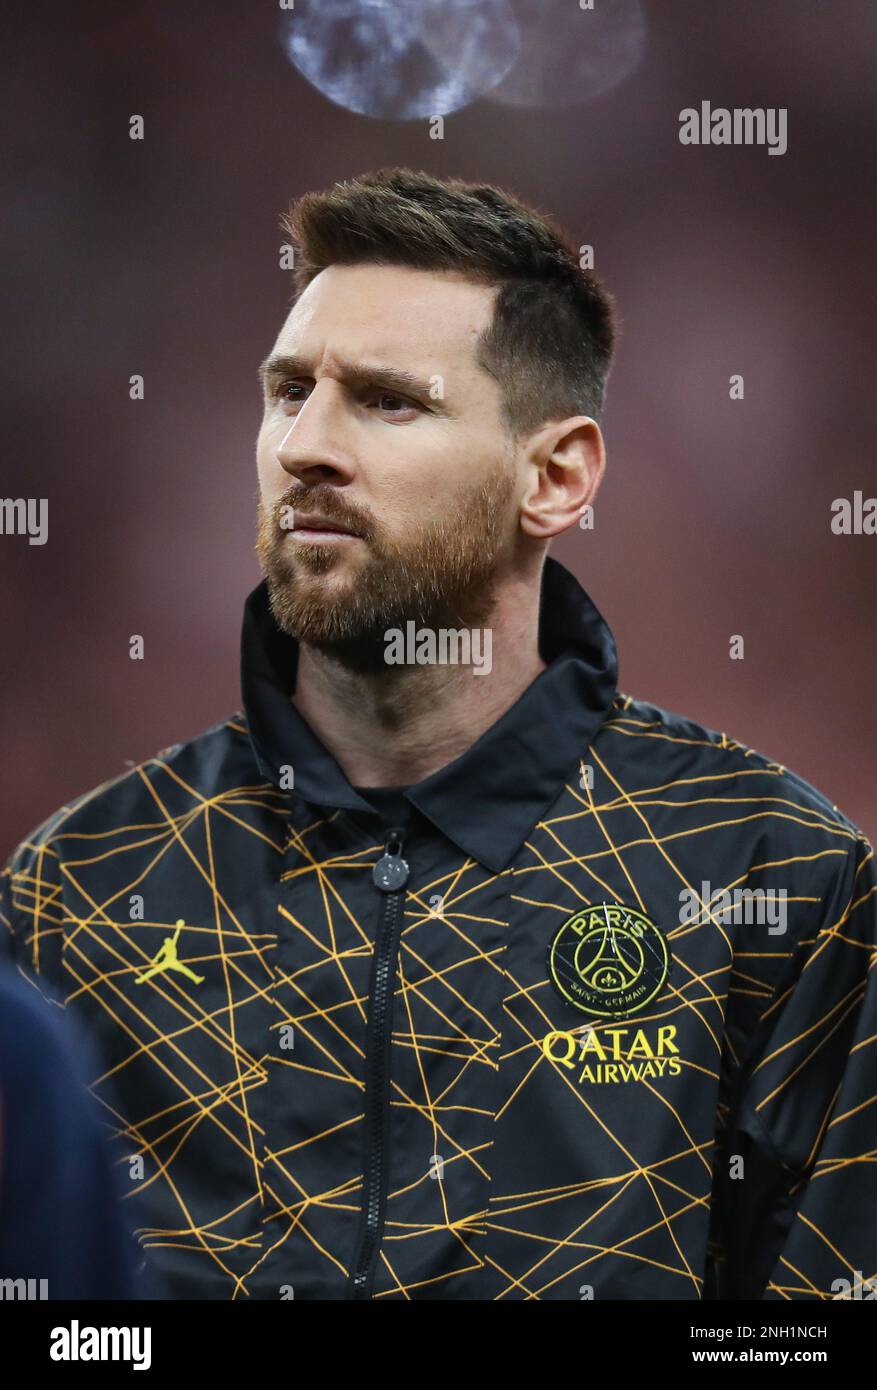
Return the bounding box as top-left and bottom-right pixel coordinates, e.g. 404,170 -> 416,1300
2,168 -> 875,1301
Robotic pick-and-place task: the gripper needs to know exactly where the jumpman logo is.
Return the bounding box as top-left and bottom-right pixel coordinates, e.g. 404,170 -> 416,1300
135,919 -> 205,985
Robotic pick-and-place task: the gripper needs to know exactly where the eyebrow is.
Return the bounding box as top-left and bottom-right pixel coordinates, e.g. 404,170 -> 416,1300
257,353 -> 439,402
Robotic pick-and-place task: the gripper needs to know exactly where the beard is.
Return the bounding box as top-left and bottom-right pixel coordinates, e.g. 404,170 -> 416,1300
255,462 -> 517,674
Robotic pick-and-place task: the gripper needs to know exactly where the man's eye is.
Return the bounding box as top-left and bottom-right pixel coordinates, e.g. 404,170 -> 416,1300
276,381 -> 307,404
372,392 -> 415,413
270,382 -> 419,414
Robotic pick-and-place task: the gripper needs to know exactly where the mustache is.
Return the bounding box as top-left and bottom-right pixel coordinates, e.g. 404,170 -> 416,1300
270,491 -> 375,540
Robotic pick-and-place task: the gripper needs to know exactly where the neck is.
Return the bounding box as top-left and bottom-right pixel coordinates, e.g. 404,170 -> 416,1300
291,566 -> 547,787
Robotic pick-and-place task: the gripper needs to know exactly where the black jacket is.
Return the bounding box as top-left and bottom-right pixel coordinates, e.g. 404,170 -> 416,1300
2,557 -> 876,1300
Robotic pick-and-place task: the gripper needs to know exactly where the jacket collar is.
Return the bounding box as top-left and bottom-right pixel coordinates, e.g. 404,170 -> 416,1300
240,556 -> 618,873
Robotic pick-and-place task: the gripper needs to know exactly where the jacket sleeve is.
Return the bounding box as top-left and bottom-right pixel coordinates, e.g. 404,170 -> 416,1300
0,855 -> 25,969
709,830 -> 877,1299
0,813 -> 67,985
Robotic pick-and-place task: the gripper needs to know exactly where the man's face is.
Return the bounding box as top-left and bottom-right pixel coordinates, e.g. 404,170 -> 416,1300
255,263 -> 521,670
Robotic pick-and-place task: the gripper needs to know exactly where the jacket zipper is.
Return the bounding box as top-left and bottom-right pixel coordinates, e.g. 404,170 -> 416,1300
348,823 -> 410,1299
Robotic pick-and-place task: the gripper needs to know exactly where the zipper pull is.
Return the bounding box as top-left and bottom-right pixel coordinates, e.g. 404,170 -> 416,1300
372,826 -> 409,892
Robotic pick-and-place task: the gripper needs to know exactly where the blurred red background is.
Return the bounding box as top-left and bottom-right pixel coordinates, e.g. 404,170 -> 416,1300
2,0 -> 875,853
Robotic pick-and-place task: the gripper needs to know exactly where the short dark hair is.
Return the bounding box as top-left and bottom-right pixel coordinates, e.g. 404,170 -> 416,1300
281,168 -> 617,438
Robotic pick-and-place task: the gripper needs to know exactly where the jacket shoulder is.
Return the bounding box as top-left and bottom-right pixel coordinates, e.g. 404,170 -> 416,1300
604,691 -> 867,843
3,711 -> 252,879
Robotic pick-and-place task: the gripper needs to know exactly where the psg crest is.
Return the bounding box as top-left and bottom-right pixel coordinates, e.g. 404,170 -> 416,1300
547,903 -> 671,1019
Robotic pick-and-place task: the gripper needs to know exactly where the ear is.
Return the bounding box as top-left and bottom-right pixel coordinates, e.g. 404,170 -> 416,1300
519,416 -> 606,541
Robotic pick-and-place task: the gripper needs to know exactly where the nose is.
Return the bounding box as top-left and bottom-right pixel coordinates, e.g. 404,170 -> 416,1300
274,379 -> 356,486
